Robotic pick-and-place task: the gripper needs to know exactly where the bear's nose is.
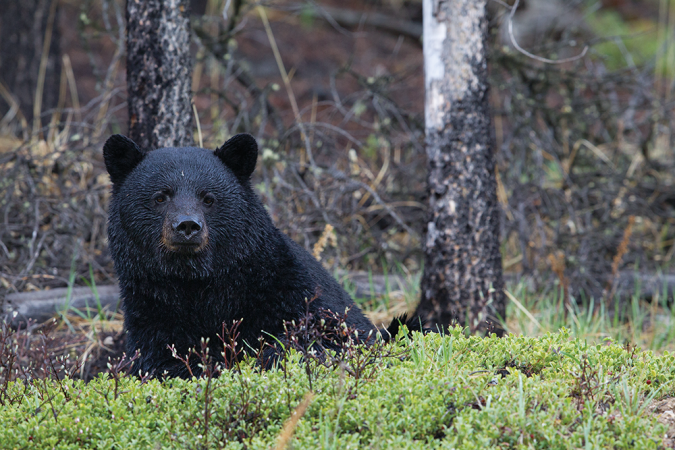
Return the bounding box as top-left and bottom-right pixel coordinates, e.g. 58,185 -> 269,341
173,215 -> 203,239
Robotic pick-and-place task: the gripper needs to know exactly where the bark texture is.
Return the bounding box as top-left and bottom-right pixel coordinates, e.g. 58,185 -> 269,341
126,0 -> 193,149
0,0 -> 61,124
416,0 -> 505,334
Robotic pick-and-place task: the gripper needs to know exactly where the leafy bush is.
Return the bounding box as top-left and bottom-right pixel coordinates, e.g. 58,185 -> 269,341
1,328 -> 673,449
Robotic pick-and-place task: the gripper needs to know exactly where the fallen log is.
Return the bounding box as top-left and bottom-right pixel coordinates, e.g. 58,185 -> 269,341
4,285 -> 121,326
3,271 -> 674,326
610,271 -> 675,301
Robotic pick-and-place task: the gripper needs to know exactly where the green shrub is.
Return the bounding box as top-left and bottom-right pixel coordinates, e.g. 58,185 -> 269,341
1,328 -> 673,449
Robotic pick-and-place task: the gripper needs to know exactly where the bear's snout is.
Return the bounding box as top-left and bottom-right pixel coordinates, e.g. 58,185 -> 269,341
173,215 -> 203,240
162,211 -> 209,253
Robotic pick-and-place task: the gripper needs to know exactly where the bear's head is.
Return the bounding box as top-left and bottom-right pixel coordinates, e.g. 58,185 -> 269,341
103,134 -> 266,279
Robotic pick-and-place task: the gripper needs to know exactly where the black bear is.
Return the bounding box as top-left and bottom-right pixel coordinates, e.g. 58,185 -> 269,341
104,133 -> 405,377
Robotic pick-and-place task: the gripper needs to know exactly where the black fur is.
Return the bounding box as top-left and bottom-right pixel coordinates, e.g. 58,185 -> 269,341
385,314 -> 428,339
105,133 -> 385,378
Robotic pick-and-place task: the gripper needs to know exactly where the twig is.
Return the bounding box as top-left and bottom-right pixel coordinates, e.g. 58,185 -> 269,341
192,102 -> 203,147
326,166 -> 418,238
507,0 -> 588,65
504,289 -> 541,330
294,4 -> 423,42
257,5 -> 318,170
32,0 -> 59,138
603,216 -> 636,302
92,1 -> 125,140
274,391 -> 314,449
192,24 -> 286,137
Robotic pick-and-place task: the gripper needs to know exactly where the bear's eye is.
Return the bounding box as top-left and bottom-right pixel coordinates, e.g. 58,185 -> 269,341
203,194 -> 215,207
153,193 -> 168,204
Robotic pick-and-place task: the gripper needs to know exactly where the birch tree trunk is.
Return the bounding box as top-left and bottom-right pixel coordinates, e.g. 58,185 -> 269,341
126,0 -> 193,149
415,0 -> 505,335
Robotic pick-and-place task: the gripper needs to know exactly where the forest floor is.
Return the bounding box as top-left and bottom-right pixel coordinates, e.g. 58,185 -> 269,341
2,0 -> 675,383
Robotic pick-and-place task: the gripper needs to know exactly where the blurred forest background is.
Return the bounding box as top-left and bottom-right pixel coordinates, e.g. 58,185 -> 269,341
1,0 -> 675,368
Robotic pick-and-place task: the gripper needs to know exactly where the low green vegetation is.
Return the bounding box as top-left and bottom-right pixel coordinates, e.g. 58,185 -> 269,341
2,327 -> 673,449
585,8 -> 661,71
505,282 -> 675,354
346,267 -> 675,355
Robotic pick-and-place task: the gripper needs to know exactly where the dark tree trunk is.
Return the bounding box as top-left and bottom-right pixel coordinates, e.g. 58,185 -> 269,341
0,0 -> 61,126
126,0 -> 193,149
415,0 -> 505,335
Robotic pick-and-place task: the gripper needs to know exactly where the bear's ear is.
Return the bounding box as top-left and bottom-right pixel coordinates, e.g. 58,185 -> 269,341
103,134 -> 145,185
214,133 -> 258,181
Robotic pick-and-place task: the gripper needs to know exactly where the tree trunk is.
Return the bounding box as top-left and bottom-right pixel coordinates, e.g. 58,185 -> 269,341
126,0 -> 193,149
415,0 -> 505,335
0,0 -> 61,126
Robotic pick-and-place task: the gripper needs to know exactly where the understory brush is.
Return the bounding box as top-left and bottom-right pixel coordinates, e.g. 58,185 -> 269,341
1,316 -> 674,449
